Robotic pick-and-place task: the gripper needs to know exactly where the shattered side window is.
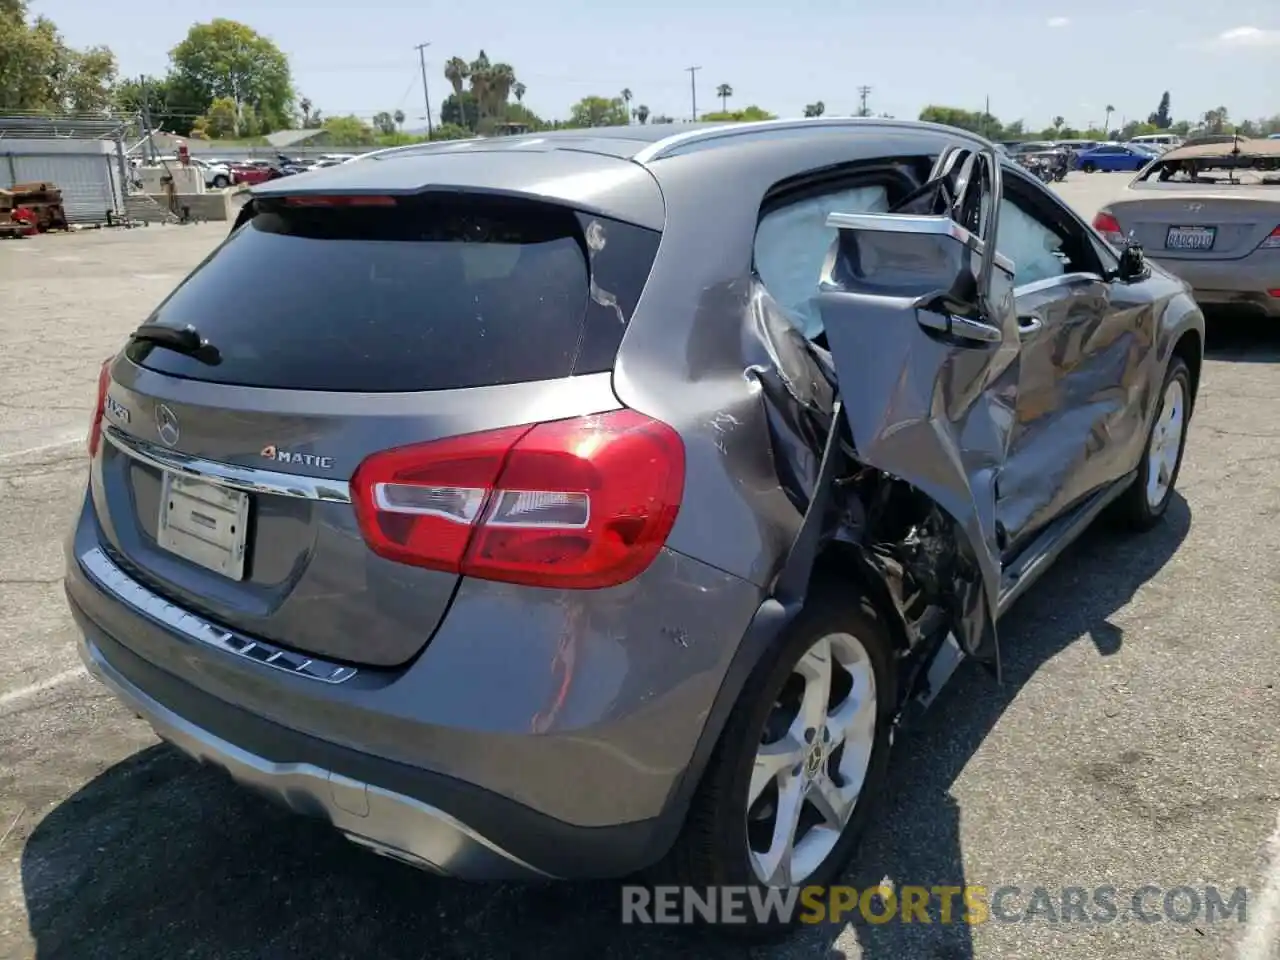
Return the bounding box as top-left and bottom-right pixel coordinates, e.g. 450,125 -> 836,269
996,197 -> 1069,287
754,185 -> 889,339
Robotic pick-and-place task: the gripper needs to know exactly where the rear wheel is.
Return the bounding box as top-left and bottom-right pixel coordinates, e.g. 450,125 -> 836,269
660,586 -> 895,932
1082,162 -> 1097,173
211,175 -> 230,189
1113,357 -> 1191,530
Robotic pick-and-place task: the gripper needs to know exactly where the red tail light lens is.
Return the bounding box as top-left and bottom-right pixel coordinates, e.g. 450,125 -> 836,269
1259,225 -> 1280,250
87,358 -> 113,458
351,410 -> 685,589
1093,211 -> 1125,246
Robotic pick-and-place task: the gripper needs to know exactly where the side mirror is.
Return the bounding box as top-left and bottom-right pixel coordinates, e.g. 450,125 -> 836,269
1116,242 -> 1148,282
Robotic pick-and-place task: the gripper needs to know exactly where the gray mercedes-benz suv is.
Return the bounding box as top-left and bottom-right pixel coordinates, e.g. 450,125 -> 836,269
66,119 -> 1202,903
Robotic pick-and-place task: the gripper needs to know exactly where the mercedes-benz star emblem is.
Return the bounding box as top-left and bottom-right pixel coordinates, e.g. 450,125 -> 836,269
155,404 -> 180,448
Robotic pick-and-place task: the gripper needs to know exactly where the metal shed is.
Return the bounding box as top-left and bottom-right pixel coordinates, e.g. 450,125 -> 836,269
0,115 -> 131,224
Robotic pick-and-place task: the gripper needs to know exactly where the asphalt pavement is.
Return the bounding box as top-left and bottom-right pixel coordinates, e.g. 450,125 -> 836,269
0,176 -> 1277,960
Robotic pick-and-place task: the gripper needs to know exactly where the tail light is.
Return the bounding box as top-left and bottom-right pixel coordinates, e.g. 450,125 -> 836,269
1093,211 -> 1125,246
351,410 -> 685,589
87,358 -> 113,458
1258,225 -> 1280,250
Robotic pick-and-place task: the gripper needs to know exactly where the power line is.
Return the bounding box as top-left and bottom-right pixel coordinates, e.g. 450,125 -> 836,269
413,43 -> 434,138
686,66 -> 701,121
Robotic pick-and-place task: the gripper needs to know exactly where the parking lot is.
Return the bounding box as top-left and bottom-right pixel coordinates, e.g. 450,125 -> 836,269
0,173 -> 1277,960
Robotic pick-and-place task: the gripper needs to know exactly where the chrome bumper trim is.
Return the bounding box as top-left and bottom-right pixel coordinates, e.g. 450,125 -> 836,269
103,425 -> 352,504
79,634 -> 553,880
80,545 -> 357,685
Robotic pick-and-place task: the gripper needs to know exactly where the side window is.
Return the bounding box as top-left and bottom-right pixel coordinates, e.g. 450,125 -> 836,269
754,184 -> 890,339
996,186 -> 1081,287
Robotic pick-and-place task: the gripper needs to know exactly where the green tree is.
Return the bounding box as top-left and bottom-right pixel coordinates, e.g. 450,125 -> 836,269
440,91 -> 479,130
567,95 -> 629,127
918,105 -> 992,135
700,105 -> 776,122
513,81 -> 526,103
393,108 -> 404,129
169,19 -> 294,133
633,103 -> 650,124
444,56 -> 469,97
322,114 -> 376,146
372,110 -> 396,135
716,83 -> 733,112
198,96 -> 239,137
1200,106 -> 1229,134
803,101 -> 825,118
0,0 -> 118,112
1149,91 -> 1172,129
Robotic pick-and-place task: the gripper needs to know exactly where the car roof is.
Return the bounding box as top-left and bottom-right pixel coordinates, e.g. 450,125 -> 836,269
250,118 -> 990,230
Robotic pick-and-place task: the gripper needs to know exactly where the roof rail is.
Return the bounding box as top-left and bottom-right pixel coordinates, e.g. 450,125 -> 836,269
631,117 -> 989,164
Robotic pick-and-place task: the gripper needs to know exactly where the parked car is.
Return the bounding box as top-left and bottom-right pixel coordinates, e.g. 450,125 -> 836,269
1129,134 -> 1184,153
1075,142 -> 1156,173
1009,140 -> 1059,156
68,119 -> 1203,930
1094,137 -> 1280,318
226,161 -> 284,186
149,155 -> 234,189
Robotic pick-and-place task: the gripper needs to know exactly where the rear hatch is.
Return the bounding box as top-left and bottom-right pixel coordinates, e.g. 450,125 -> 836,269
90,184 -> 661,667
1111,190 -> 1280,261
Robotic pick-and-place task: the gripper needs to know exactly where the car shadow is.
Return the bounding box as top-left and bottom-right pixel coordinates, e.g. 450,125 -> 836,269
1203,310 -> 1280,362
20,498 -> 1191,960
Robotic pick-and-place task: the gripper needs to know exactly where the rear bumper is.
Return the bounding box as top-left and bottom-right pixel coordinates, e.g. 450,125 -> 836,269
76,625 -> 547,879
64,489 -> 764,879
1149,255 -> 1280,317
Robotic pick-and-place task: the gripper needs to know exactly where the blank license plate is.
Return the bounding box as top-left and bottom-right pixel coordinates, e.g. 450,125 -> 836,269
157,473 -> 250,580
1165,225 -> 1216,251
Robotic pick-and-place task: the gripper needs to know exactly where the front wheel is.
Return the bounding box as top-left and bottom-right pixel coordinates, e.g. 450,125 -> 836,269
1081,162 -> 1097,173
1113,357 -> 1191,530
660,585 -> 895,932
211,175 -> 230,189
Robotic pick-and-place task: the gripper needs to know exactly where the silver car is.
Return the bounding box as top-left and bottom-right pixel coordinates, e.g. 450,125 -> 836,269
1095,138 -> 1280,317
66,120 -> 1203,929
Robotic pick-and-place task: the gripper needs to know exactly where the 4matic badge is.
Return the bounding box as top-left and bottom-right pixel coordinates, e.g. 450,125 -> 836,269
260,445 -> 335,469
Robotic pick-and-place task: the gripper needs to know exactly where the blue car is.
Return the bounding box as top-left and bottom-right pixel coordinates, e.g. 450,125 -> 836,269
1076,143 -> 1156,173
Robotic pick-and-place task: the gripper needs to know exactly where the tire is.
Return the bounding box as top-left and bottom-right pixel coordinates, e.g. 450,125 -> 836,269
1112,357 -> 1191,530
1082,162 -> 1097,173
212,175 -> 230,189
657,583 -> 896,936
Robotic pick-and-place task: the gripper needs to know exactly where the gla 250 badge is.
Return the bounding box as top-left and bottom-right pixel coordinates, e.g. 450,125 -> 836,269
260,445 -> 335,470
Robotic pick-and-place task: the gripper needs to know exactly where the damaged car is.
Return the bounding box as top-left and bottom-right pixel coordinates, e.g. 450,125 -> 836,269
66,118 -> 1203,922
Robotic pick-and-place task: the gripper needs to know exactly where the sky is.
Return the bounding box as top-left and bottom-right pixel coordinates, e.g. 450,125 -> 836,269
33,0 -> 1280,131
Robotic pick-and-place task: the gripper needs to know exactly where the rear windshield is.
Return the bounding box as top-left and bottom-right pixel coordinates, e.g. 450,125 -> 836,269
128,194 -> 659,392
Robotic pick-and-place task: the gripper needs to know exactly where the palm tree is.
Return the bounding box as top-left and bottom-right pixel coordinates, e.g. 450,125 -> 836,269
513,82 -> 526,104
299,97 -> 313,127
444,57 -> 470,98
621,88 -> 633,123
393,109 -> 405,130
468,51 -> 492,124
716,83 -> 733,113
634,104 -> 650,125
1052,115 -> 1065,132
1103,104 -> 1115,137
488,62 -> 516,116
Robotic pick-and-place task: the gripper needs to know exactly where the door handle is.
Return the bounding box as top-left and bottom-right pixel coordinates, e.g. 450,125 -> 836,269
917,311 -> 1003,345
1017,314 -> 1043,337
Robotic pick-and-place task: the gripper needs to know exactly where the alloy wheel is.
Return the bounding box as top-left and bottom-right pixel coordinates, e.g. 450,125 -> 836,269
746,632 -> 877,886
1145,378 -> 1185,510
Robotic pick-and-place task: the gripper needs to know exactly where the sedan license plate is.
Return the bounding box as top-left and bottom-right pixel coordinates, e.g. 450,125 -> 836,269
156,473 -> 250,580
1165,225 -> 1216,251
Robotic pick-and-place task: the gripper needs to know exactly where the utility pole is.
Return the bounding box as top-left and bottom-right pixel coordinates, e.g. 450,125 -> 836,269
857,85 -> 872,118
138,74 -> 156,162
414,42 -> 434,139
686,66 -> 702,121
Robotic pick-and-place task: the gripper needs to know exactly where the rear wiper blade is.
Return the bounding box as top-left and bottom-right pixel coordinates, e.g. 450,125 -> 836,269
130,323 -> 221,365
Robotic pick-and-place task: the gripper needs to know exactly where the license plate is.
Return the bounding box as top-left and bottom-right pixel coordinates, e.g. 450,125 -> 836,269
1165,225 -> 1216,251
156,473 -> 250,580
